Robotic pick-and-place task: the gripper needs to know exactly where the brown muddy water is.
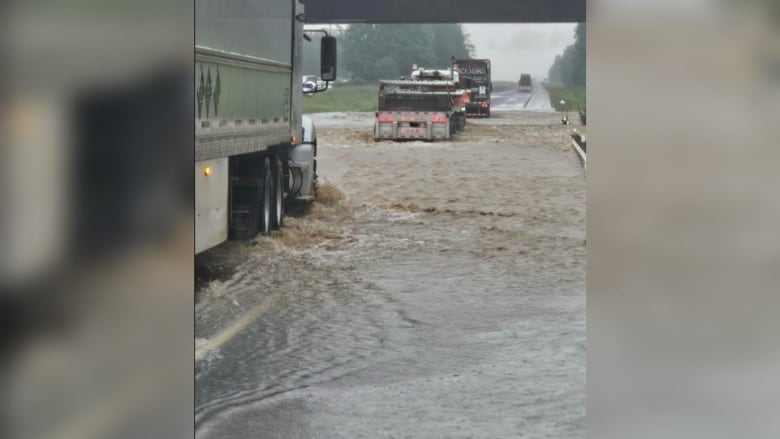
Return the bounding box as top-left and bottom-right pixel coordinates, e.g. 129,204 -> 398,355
195,110 -> 585,438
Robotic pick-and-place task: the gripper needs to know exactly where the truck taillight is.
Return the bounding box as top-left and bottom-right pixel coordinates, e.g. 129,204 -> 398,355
481,102 -> 489,107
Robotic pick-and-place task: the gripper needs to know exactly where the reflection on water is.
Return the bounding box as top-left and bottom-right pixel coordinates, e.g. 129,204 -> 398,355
195,111 -> 586,438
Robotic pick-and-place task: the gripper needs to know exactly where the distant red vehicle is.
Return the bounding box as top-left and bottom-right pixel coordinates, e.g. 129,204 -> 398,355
518,74 -> 533,92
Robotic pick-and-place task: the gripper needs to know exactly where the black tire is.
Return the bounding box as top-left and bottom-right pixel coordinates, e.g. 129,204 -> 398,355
258,158 -> 272,236
271,156 -> 284,230
312,141 -> 318,186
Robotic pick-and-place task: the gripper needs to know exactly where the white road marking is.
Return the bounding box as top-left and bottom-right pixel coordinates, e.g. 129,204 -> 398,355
195,293 -> 281,362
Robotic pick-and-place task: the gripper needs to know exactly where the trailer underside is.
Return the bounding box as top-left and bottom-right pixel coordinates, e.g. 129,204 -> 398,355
374,111 -> 455,141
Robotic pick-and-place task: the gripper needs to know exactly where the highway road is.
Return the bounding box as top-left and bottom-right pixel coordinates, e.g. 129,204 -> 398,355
195,110 -> 584,438
491,80 -> 553,112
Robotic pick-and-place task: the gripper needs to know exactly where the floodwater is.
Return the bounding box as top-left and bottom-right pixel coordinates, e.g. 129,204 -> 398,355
195,108 -> 585,438
492,81 -> 553,111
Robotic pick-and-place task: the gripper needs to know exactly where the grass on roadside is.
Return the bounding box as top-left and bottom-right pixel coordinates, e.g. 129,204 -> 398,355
302,84 -> 378,113
543,83 -> 586,113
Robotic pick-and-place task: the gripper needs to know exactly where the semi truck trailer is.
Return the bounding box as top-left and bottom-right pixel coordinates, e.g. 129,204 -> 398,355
374,67 -> 468,141
518,73 -> 532,92
195,0 -> 336,254
453,58 -> 491,117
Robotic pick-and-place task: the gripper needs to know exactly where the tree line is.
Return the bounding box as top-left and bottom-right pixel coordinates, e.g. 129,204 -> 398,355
548,23 -> 585,87
303,24 -> 475,82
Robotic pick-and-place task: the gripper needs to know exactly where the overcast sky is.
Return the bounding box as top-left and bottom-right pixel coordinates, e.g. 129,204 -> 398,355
461,23 -> 577,82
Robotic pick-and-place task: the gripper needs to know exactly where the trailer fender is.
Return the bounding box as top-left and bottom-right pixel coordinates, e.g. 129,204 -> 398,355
301,114 -> 316,144
289,143 -> 315,201
287,115 -> 317,201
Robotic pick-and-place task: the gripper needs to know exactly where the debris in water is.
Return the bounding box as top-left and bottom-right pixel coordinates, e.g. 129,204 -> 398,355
316,183 -> 345,205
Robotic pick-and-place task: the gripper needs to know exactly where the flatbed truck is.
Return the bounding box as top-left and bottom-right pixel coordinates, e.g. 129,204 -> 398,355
374,68 -> 468,141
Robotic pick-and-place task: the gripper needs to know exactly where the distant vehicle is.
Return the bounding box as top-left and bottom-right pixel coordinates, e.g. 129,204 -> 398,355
453,58 -> 492,117
302,81 -> 317,94
302,75 -> 327,93
374,66 -> 468,141
518,74 -> 532,92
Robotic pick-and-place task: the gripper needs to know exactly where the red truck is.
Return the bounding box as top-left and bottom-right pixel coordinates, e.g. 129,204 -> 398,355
453,58 -> 492,117
518,73 -> 533,92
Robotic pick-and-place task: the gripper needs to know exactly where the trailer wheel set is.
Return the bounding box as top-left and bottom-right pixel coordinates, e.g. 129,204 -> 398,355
272,157 -> 285,230
229,153 -> 282,239
225,140 -> 318,240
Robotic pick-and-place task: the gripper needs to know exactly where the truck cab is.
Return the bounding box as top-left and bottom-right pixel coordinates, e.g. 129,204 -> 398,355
518,73 -> 533,92
453,58 -> 492,117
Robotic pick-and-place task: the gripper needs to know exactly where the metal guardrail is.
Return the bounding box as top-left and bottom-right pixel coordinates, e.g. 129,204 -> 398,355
570,134 -> 586,170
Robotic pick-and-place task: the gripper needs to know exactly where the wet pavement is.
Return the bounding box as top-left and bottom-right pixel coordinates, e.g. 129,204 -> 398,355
195,108 -> 585,438
492,81 -> 553,111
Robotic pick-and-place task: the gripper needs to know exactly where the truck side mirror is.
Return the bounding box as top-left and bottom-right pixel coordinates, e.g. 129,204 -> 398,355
320,36 -> 337,82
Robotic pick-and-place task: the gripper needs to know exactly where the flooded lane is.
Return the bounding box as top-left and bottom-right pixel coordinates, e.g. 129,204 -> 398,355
492,81 -> 553,111
195,110 -> 585,438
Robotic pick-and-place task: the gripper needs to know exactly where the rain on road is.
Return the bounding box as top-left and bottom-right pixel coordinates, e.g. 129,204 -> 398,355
195,98 -> 585,438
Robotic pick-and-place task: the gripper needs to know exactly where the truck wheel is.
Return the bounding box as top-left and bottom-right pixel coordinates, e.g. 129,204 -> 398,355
259,158 -> 272,235
271,157 -> 284,230
312,141 -> 318,186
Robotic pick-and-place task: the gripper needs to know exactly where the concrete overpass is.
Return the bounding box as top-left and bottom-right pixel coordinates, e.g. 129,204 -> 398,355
301,0 -> 585,23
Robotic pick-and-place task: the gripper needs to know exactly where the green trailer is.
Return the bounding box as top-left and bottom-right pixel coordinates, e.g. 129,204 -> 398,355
195,0 -> 336,253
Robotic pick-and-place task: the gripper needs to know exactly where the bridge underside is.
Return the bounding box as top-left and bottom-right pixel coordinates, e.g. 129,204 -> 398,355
301,0 -> 585,24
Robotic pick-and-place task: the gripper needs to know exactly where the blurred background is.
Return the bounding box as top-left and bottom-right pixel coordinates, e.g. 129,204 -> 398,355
589,1 -> 780,438
1,1 -> 193,438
